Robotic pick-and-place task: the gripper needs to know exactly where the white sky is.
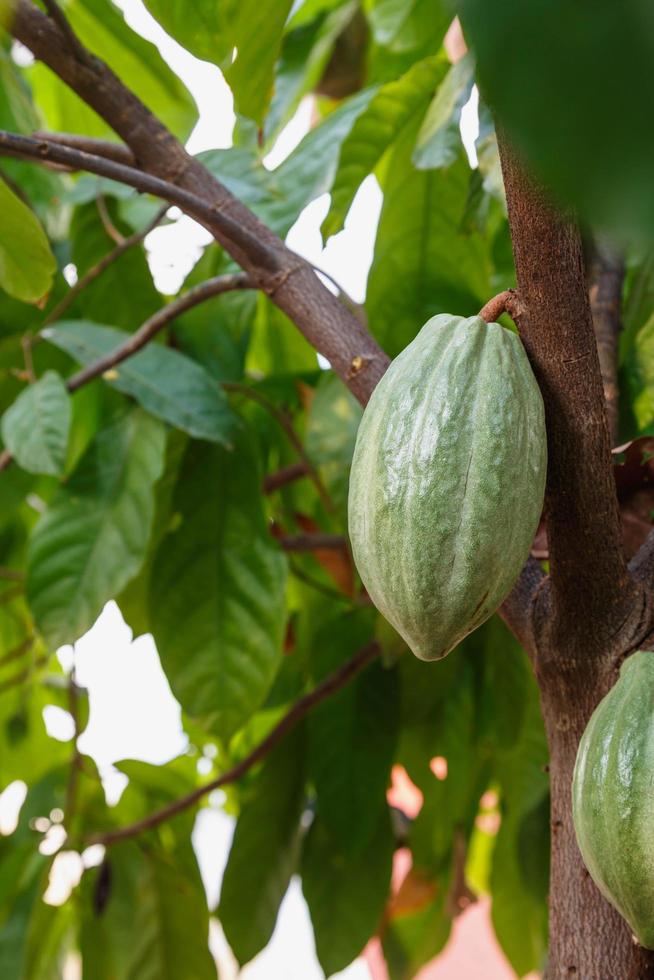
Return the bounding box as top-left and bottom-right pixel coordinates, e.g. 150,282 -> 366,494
1,3 -> 480,975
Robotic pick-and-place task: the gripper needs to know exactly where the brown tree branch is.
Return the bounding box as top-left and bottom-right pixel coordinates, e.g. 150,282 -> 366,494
43,204 -> 168,327
34,131 -> 136,167
278,534 -> 348,553
479,289 -> 519,324
587,237 -> 624,446
10,1 -> 389,405
96,194 -> 126,245
497,137 -> 637,640
263,461 -> 310,494
41,0 -> 89,65
86,641 -> 381,846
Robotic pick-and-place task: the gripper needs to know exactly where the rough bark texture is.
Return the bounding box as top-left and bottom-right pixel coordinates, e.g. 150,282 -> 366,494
499,139 -> 654,979
587,238 -> 624,446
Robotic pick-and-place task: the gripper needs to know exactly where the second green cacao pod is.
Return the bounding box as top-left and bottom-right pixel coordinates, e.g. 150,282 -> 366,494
573,651 -> 654,948
348,313 -> 546,661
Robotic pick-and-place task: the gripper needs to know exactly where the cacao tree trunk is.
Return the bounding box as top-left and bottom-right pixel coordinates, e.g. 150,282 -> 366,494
498,138 -> 654,979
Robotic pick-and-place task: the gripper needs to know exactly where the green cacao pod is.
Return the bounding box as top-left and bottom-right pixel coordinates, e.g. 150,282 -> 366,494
573,650 -> 654,948
348,313 -> 546,661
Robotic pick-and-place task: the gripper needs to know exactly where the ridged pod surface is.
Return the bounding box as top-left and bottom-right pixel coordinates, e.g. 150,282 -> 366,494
573,650 -> 654,949
348,313 -> 546,661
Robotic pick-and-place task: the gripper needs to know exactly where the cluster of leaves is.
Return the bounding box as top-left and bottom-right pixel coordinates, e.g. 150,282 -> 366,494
0,1 -> 653,977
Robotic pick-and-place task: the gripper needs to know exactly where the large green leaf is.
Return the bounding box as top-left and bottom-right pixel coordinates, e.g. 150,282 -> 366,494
220,730 -> 305,964
365,0 -> 451,53
0,178 -> 55,304
27,410 -> 166,648
305,369 -> 362,513
458,0 -> 654,242
225,0 -> 294,123
149,434 -> 287,740
301,810 -> 394,976
307,610 -> 398,854
247,295 -> 318,376
79,842 -> 217,980
43,321 -> 237,446
323,55 -> 446,238
28,0 -> 197,141
141,0 -> 229,64
413,53 -> 475,170
366,135 -> 493,356
1,371 -> 71,476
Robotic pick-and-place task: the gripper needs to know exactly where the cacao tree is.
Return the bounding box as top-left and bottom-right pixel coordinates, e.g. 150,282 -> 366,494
0,1 -> 652,978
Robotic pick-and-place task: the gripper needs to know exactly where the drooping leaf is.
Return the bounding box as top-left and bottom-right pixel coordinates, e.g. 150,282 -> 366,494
365,0 -> 451,53
225,0 -> 294,123
28,0 -> 197,141
79,841 -> 217,980
413,52 -> 475,170
1,371 -> 71,476
141,0 -> 229,64
0,178 -> 55,304
323,54 -> 447,238
43,321 -> 237,446
301,809 -> 394,976
366,134 -> 492,356
307,609 -> 398,854
220,730 -> 305,965
27,410 -> 166,648
149,433 -> 287,740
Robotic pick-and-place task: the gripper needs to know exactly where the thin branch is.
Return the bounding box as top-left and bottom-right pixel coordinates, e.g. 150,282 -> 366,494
65,273 -> 253,392
34,131 -> 135,167
223,382 -> 336,515
0,636 -> 34,669
64,670 -> 83,829
289,560 -> 356,604
0,566 -> 25,581
96,194 -> 125,245
263,461 -> 309,494
42,0 -> 89,65
0,655 -> 48,696
86,641 -> 381,846
0,132 -> 283,276
278,533 -> 348,553
0,273 -> 254,474
479,289 -> 522,325
43,204 -> 168,327
587,236 -> 624,446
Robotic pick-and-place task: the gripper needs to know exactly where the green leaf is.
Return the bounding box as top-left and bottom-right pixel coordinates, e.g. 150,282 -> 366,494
382,894 -> 451,980
625,311 -> 654,433
149,433 -> 287,740
80,842 -> 217,980
413,53 -> 475,170
220,730 -> 305,964
0,178 -> 55,304
305,371 -> 362,513
366,136 -> 493,356
307,611 -> 398,854
27,410 -> 166,648
365,0 -> 451,53
247,295 -> 318,376
302,810 -> 394,976
1,372 -> 71,476
28,0 -> 197,141
323,55 -> 447,238
43,321 -> 237,446
458,0 -> 654,242
141,0 -> 229,64
225,0 -> 294,123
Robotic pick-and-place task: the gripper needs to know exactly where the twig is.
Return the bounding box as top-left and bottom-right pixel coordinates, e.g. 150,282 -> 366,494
263,461 -> 309,494
21,333 -> 36,383
479,289 -> 523,325
65,273 -> 253,392
34,131 -> 136,167
289,560 -> 356,604
96,194 -> 125,245
87,641 -> 381,846
43,205 -> 168,327
0,273 -> 254,474
42,0 -> 89,65
0,566 -> 25,581
223,382 -> 336,515
0,132 -> 282,276
64,669 -> 83,830
278,533 -> 348,552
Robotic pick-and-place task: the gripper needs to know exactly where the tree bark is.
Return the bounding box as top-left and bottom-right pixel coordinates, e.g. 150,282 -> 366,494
498,138 -> 654,978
